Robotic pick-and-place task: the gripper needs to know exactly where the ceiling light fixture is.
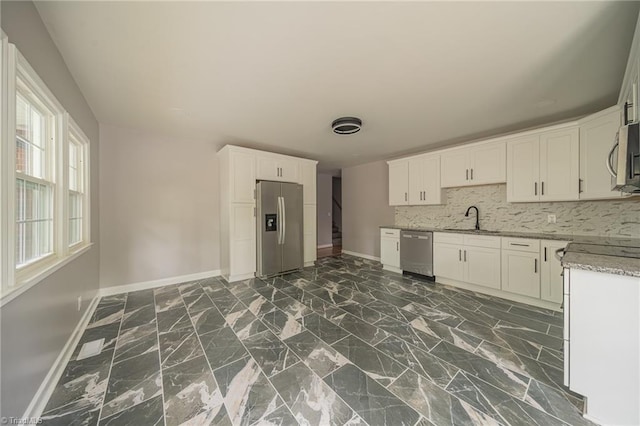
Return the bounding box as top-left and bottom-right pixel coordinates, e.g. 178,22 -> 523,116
332,117 -> 362,135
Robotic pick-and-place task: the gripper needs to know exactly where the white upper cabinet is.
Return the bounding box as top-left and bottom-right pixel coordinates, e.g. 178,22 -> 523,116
507,135 -> 540,202
230,150 -> 257,203
299,161 -> 317,204
539,128 -> 579,201
388,160 -> 409,206
507,126 -> 579,202
256,154 -> 299,183
441,141 -> 506,188
579,108 -> 623,200
408,155 -> 442,205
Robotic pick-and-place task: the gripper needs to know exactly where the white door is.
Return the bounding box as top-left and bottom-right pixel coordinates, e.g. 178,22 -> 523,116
256,155 -> 279,181
278,158 -> 299,183
433,243 -> 464,281
388,161 -> 409,206
506,136 -> 540,202
380,237 -> 400,268
408,157 -> 424,205
464,246 -> 501,289
540,128 -> 580,201
231,151 -> 257,203
579,109 -> 622,200
540,241 -> 567,304
469,142 -> 506,185
441,150 -> 469,188
299,162 -> 317,204
421,155 -> 442,205
501,250 -> 540,298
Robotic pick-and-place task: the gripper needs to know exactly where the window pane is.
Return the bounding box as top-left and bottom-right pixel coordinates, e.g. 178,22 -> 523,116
16,92 -> 47,179
16,95 -> 30,140
16,181 -> 53,267
15,179 -> 25,221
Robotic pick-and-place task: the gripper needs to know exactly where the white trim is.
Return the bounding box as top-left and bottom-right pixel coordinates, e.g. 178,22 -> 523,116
223,272 -> 255,284
317,244 -> 333,249
1,243 -> 93,307
99,269 -> 221,297
22,294 -> 100,420
341,249 -> 380,262
435,276 -> 562,312
618,12 -> 640,106
304,261 -> 315,267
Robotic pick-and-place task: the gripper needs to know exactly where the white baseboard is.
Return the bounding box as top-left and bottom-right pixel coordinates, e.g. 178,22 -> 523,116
100,270 -> 221,297
317,244 -> 333,249
341,250 -> 380,262
383,265 -> 403,274
224,272 -> 254,283
22,295 -> 100,420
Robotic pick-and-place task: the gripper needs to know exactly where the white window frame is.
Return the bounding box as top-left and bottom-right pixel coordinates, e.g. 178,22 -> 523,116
67,116 -> 91,251
0,43 -> 92,305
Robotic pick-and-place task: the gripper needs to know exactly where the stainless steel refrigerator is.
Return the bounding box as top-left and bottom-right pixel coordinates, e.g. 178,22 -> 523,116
256,181 -> 304,277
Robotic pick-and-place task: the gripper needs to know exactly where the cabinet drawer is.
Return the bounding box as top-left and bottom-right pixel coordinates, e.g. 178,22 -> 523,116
380,228 -> 400,238
463,234 -> 501,249
434,232 -> 464,245
502,237 -> 540,252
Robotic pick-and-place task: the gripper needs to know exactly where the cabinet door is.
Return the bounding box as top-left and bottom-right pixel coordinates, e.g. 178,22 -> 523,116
433,243 -> 464,281
501,250 -> 540,298
441,150 -> 469,188
464,246 -> 501,289
540,128 -> 579,201
506,136 -> 540,202
380,237 -> 400,268
469,142 -> 506,185
388,161 -> 409,206
303,204 -> 317,264
256,155 -> 279,181
230,203 -> 256,276
408,157 -> 424,205
540,241 -> 567,304
231,151 -> 257,203
299,162 -> 317,204
278,158 -> 299,183
422,155 -> 442,205
579,109 -> 622,200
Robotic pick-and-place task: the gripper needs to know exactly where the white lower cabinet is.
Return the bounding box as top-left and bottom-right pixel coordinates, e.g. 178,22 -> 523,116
501,238 -> 541,298
303,204 -> 317,265
540,240 -> 568,303
433,233 -> 500,289
380,228 -> 401,271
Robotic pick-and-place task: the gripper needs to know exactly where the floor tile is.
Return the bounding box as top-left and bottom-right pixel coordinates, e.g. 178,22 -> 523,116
242,330 -> 300,377
299,313 -> 350,345
224,308 -> 268,340
158,328 -> 204,368
334,313 -> 389,346
409,316 -> 482,352
324,364 -> 421,426
98,395 -> 163,425
113,323 -> 158,364
191,306 -> 226,335
284,330 -> 350,378
156,305 -> 192,334
199,326 -> 249,370
260,308 -> 304,340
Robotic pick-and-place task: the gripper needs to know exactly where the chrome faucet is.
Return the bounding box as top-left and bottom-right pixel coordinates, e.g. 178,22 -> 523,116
465,206 -> 480,231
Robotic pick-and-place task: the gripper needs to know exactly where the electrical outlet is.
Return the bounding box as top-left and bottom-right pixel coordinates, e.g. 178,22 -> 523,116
547,214 -> 557,224
77,296 -> 82,311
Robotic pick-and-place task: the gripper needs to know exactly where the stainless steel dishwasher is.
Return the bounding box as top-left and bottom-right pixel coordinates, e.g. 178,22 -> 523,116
400,230 -> 434,278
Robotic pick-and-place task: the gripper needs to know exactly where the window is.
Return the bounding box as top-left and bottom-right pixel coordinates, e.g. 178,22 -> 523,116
0,44 -> 91,301
68,120 -> 89,247
15,86 -> 56,267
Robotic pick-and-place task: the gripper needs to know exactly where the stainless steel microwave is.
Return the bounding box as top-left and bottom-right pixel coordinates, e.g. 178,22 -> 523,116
608,122 -> 640,193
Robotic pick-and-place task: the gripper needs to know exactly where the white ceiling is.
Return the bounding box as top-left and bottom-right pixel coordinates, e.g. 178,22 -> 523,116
35,1 -> 639,171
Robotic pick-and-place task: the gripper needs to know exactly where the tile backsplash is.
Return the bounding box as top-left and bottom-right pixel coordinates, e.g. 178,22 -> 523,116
395,184 -> 640,238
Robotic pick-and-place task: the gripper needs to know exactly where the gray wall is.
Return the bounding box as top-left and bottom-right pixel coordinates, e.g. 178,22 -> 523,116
1,1 -> 100,418
342,161 -> 395,258
99,124 -> 220,288
317,173 -> 333,247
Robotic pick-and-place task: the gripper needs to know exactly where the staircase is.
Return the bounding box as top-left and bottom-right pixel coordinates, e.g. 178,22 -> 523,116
332,221 -> 342,247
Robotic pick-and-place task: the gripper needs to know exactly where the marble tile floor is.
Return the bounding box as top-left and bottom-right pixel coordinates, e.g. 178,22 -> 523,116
40,254 -> 596,426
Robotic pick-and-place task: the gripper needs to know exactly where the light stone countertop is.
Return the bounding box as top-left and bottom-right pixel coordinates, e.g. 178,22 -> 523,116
380,225 -> 640,277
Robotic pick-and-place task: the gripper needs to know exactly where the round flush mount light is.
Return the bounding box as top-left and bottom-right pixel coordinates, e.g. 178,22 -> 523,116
332,117 -> 362,135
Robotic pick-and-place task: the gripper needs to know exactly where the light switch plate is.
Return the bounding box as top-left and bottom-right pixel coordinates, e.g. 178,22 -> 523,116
547,214 -> 557,224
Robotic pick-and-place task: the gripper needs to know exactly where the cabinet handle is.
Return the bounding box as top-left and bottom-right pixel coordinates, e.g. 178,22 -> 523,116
510,243 -> 530,247
466,169 -> 469,180
464,250 -> 467,262
470,168 -> 474,180
541,181 -> 545,195
405,192 -> 407,201
459,249 -> 461,261
534,258 -> 538,273
397,242 -> 399,251
578,179 -> 583,194
534,182 -> 537,196
544,247 -> 547,262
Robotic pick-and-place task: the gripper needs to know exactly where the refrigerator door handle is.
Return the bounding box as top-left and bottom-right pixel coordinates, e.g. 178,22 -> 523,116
277,196 -> 283,245
281,196 -> 286,243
